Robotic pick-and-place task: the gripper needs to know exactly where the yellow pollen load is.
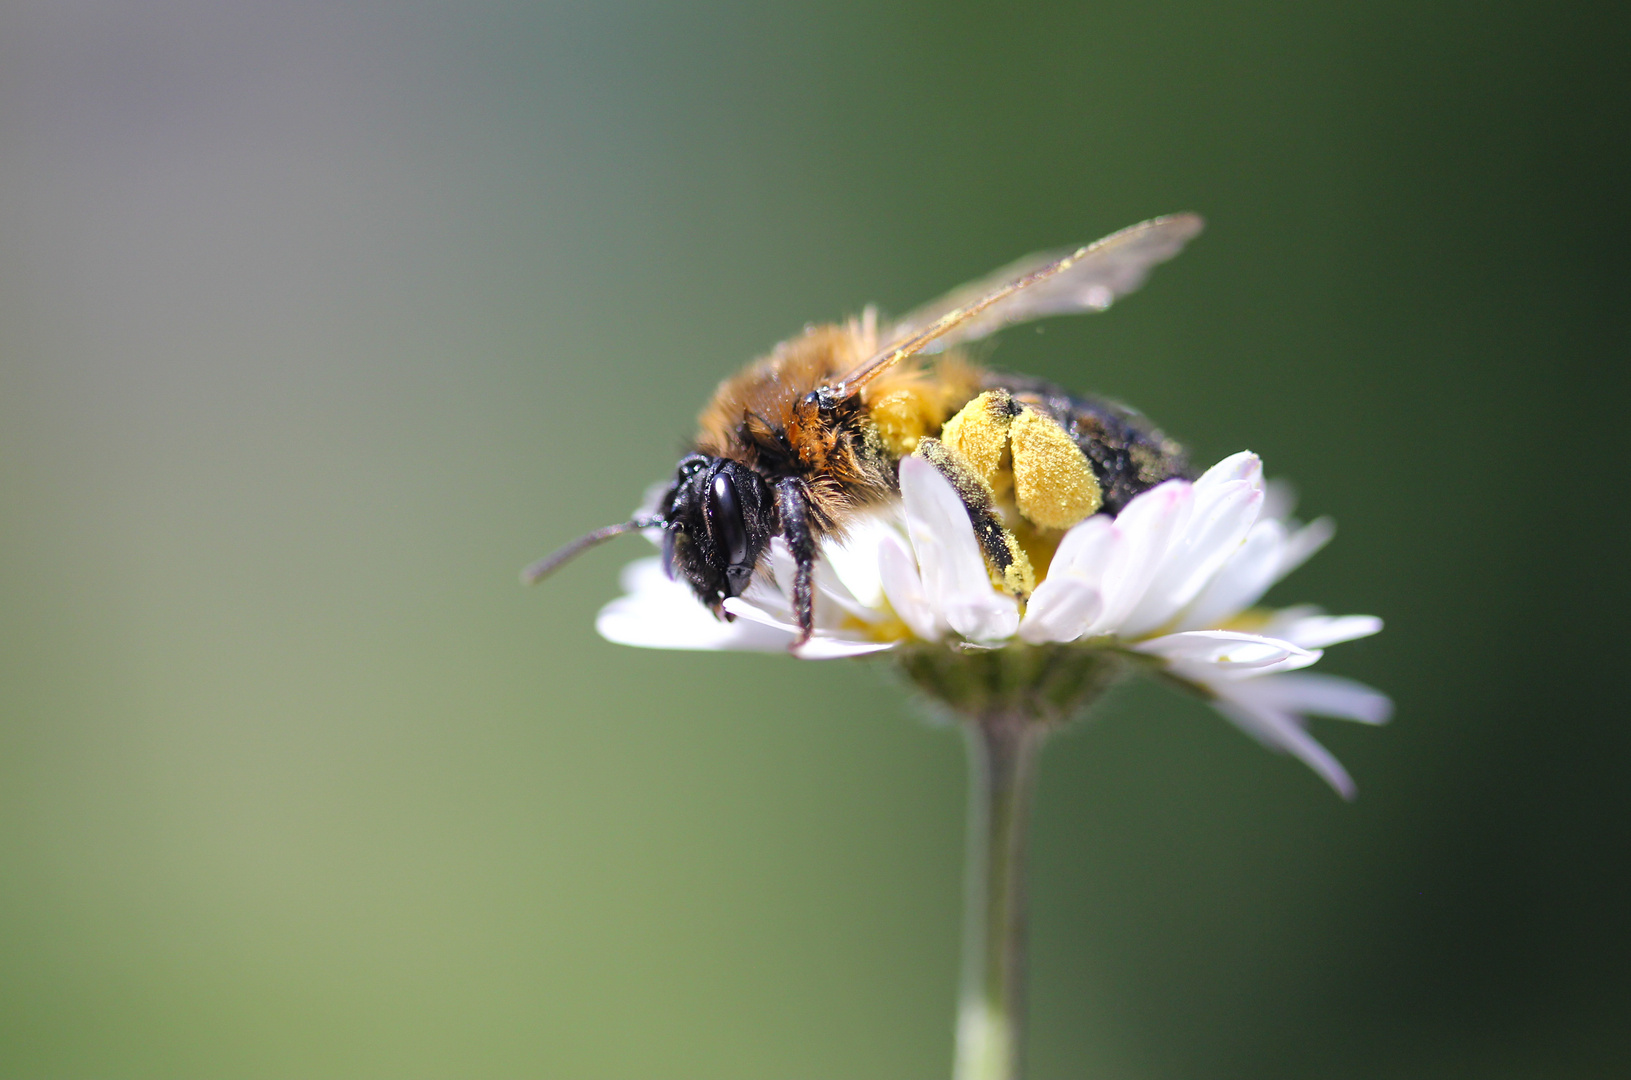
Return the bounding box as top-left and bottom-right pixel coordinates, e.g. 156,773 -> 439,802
939,390 -> 1102,531
1010,408 -> 1102,529
938,390 -> 1013,490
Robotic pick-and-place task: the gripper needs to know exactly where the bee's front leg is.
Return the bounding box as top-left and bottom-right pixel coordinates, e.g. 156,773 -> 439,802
774,478 -> 816,648
914,437 -> 1035,599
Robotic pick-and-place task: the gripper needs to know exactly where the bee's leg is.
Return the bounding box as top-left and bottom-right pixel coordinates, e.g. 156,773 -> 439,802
774,477 -> 816,647
914,437 -> 1035,598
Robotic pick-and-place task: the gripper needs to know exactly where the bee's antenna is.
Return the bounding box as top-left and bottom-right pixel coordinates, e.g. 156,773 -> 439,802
521,517 -> 663,585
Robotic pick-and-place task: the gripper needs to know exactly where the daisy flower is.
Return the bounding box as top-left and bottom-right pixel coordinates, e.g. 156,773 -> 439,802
597,450 -> 1388,797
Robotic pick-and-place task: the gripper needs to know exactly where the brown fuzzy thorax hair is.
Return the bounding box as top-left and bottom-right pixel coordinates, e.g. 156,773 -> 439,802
693,321 -> 984,536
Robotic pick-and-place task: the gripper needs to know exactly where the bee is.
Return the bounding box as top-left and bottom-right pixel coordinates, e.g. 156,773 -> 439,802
525,214 -> 1204,646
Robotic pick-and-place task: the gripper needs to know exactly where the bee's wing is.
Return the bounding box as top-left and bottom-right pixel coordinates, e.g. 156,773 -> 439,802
825,214 -> 1203,400
888,214 -> 1204,351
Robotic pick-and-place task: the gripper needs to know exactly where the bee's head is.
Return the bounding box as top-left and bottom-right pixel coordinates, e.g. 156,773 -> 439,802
658,454 -> 777,614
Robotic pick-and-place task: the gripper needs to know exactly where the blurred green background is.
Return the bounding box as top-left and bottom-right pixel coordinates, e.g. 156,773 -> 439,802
1,2 -> 1626,1077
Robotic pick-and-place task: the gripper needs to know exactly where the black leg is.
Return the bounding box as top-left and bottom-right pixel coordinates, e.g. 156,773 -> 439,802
775,478 -> 816,647
915,437 -> 1034,598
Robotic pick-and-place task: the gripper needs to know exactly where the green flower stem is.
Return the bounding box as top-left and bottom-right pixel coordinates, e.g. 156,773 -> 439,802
895,643 -> 1124,1080
954,711 -> 1044,1080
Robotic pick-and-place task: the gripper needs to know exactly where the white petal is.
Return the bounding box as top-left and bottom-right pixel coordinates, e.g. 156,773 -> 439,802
1020,577 -> 1103,644
900,457 -> 1019,644
1212,700 -> 1358,799
1136,629 -> 1316,671
738,532 -> 897,629
794,637 -> 898,660
1229,673 -> 1393,725
597,560 -> 790,652
1193,450 -> 1263,490
899,457 -> 973,602
722,597 -> 895,660
1086,480 -> 1192,635
1173,480 -> 1265,593
617,554 -> 671,595
1119,477 -> 1264,637
1260,612 -> 1383,649
1190,664 -> 1388,797
1175,519 -> 1287,630
812,558 -> 888,624
942,590 -> 1022,645
721,595 -> 798,632
1047,514 -> 1117,586
740,564 -> 797,622
821,511 -> 898,609
878,533 -> 941,641
1185,647 -> 1325,680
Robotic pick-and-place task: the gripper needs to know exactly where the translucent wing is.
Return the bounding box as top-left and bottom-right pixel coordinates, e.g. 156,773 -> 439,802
889,214 -> 1204,350
825,214 -> 1203,400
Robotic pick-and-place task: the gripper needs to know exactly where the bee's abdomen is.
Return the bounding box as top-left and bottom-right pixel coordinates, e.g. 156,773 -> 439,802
986,373 -> 1194,515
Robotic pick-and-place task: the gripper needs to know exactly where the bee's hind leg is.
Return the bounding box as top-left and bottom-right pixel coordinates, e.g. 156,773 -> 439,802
774,478 -> 816,648
914,437 -> 1035,598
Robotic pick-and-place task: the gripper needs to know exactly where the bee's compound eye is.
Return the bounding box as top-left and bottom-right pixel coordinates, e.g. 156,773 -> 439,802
709,472 -> 749,568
